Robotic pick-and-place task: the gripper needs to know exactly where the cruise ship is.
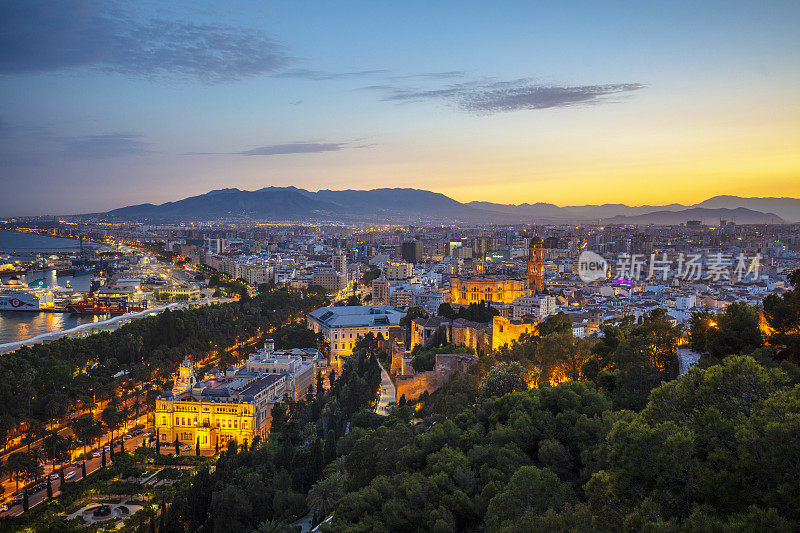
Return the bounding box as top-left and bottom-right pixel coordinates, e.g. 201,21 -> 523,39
0,278 -> 56,311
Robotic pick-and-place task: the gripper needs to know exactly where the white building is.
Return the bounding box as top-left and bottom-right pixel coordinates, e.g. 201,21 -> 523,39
512,294 -> 557,320
385,262 -> 414,280
675,294 -> 697,310
242,343 -> 319,400
413,291 -> 446,315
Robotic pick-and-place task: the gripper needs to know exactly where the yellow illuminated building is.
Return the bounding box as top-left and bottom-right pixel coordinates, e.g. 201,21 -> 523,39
492,315 -> 538,351
449,275 -> 527,305
155,358 -> 286,450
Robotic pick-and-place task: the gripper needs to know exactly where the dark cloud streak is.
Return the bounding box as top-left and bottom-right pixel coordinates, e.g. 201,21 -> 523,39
369,78 -> 646,114
0,0 -> 290,83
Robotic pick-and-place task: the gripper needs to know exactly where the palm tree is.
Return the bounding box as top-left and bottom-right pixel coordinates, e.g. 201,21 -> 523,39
73,414 -> 101,457
131,393 -> 142,420
255,519 -> 289,533
22,419 -> 43,452
101,406 -> 121,456
307,473 -> 343,521
28,447 -> 44,483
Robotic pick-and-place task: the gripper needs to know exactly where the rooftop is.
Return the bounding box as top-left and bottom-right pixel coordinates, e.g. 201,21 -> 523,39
308,305 -> 405,328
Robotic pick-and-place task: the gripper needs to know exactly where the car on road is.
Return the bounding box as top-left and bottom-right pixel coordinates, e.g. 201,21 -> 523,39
64,471 -> 76,480
26,482 -> 44,493
92,451 -> 101,458
0,503 -> 10,512
49,473 -> 60,480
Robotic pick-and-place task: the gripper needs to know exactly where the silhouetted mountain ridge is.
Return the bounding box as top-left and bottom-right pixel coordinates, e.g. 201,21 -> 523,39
88,188 -> 796,224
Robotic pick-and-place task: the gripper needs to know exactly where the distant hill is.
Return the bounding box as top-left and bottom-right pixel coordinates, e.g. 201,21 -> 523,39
604,207 -> 785,225
105,188 -> 342,221
695,196 -> 800,223
87,188 -> 794,225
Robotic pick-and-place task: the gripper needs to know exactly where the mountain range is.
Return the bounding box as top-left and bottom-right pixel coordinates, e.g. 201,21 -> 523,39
87,187 -> 798,225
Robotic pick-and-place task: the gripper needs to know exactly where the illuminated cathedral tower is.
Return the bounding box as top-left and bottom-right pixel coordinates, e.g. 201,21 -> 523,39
527,232 -> 544,293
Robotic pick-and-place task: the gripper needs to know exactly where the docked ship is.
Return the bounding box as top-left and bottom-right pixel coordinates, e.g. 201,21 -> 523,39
66,295 -> 146,316
0,277 -> 56,311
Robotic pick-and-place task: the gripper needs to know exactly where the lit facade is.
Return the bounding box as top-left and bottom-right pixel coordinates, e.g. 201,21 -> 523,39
385,262 -> 414,280
307,305 -> 404,363
154,285 -> 201,301
156,357 -> 287,450
492,316 -> 538,351
528,234 -> 545,293
449,275 -> 527,305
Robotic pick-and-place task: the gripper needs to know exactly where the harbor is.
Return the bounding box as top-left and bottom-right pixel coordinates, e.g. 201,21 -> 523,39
0,229 -> 219,347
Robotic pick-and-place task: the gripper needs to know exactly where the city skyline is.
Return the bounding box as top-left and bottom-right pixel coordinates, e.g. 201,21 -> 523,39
2,0 -> 799,216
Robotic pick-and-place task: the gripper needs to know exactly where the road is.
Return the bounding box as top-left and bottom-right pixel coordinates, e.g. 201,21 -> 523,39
1,424 -> 153,517
375,361 -> 396,416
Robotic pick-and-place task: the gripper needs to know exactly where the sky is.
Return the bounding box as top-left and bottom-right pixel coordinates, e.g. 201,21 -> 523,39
1,0 -> 799,216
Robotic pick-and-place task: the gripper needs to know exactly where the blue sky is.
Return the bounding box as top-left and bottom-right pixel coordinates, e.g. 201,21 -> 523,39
1,0 -> 798,215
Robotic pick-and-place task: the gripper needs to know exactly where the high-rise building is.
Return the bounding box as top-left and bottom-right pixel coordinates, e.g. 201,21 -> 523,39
204,237 -> 227,254
401,239 -> 423,263
332,253 -> 347,274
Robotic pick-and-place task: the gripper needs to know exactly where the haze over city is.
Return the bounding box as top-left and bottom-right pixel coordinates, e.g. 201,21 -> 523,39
2,0 -> 799,216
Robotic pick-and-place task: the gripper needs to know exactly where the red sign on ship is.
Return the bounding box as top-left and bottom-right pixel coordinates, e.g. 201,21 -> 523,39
7,298 -> 34,308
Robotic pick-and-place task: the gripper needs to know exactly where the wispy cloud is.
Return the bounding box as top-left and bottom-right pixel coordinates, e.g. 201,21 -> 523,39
364,78 -> 646,114
188,142 -> 354,157
388,71 -> 467,81
0,1 -> 290,82
272,68 -> 389,80
62,133 -> 150,159
238,142 -> 346,156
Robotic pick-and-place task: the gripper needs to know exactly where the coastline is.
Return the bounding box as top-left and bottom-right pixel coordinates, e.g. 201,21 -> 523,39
0,302 -> 183,354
